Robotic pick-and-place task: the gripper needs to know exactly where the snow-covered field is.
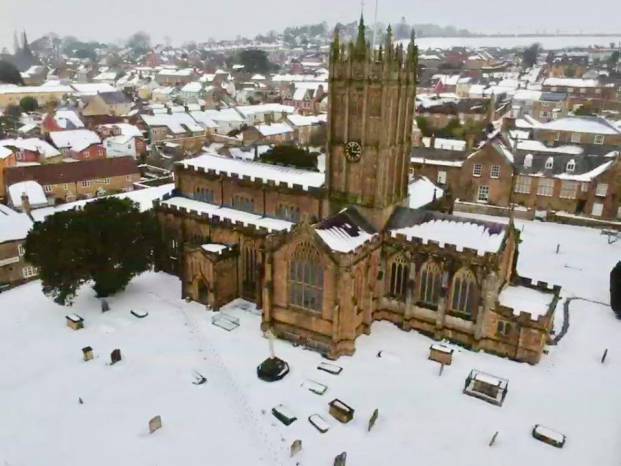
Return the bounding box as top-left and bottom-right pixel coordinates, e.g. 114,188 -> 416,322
1,217 -> 620,466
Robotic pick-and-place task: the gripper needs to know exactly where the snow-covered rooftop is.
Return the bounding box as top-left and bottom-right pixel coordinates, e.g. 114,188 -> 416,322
161,196 -> 293,233
537,117 -> 621,135
516,140 -> 584,155
141,114 -> 204,134
0,138 -> 61,158
408,177 -> 444,209
0,204 -> 32,243
422,137 -> 466,151
99,123 -> 143,138
499,285 -> 555,319
543,77 -> 600,88
8,181 -> 48,209
256,123 -> 293,136
70,83 -> 116,96
180,153 -> 324,191
49,129 -> 101,152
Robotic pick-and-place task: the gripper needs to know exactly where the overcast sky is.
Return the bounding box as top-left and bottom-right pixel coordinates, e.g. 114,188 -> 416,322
2,0 -> 620,50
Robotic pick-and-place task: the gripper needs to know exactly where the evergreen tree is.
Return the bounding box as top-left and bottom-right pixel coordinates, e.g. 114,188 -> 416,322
25,198 -> 159,305
0,60 -> 24,84
236,49 -> 276,74
19,96 -> 38,112
259,145 -> 318,170
522,43 -> 542,69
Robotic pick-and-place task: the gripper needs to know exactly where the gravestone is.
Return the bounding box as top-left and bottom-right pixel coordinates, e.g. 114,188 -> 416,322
290,439 -> 302,457
101,299 -> 110,312
149,415 -> 162,434
82,346 -> 93,362
334,452 -> 347,466
110,349 -> 122,365
489,431 -> 499,446
368,409 -> 379,432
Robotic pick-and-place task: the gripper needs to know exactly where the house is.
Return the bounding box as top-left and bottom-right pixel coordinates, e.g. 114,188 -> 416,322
81,91 -> 133,125
49,129 -> 105,160
0,146 -> 17,201
410,137 -> 468,189
179,81 -> 203,103
193,109 -> 244,135
286,114 -> 327,145
7,180 -> 49,210
140,113 -> 206,153
0,84 -> 73,108
241,123 -> 295,145
41,110 -> 85,134
541,78 -> 617,111
0,204 -> 37,290
532,116 -> 621,146
4,157 -> 141,203
98,123 -> 147,158
0,138 -> 62,164
70,83 -> 117,97
155,68 -> 196,86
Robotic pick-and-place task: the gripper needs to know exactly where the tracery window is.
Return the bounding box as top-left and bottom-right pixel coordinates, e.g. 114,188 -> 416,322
419,261 -> 441,307
388,256 -> 409,300
450,268 -> 478,316
289,243 -> 324,313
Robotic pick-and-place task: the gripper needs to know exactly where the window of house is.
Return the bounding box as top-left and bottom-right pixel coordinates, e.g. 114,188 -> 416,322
18,244 -> 25,256
437,171 -> 447,184
545,157 -> 554,170
450,269 -> 477,317
490,165 -> 501,179
514,176 -> 532,194
276,204 -> 301,223
289,243 -> 323,313
194,187 -> 215,203
103,178 -> 111,184
537,178 -> 555,197
560,181 -> 578,199
594,135 -> 605,145
497,321 -> 512,337
233,195 -> 255,213
63,183 -> 69,191
22,266 -> 38,279
596,183 -> 609,197
388,256 -> 409,301
566,159 -> 576,173
477,185 -> 490,202
592,202 -> 604,217
80,180 -> 91,188
581,182 -> 590,193
523,154 -> 533,169
551,86 -> 558,92
419,261 -> 441,307
580,88 -> 586,94
570,133 -> 581,144
472,164 -> 482,177
43,185 -> 53,193
595,88 -> 602,95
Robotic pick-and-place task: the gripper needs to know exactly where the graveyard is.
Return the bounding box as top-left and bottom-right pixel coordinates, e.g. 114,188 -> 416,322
0,215 -> 620,466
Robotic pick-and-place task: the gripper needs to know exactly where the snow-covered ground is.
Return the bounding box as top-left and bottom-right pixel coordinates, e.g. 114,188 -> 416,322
0,217 -> 620,466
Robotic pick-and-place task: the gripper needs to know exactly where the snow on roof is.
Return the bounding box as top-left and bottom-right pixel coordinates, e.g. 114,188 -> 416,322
251,74 -> 266,80
158,68 -> 194,77
200,108 -> 244,123
555,159 -> 615,182
180,153 -> 324,191
411,157 -> 464,168
181,81 -> 202,93
516,140 -> 584,155
161,196 -> 293,233
533,425 -> 566,443
236,104 -> 295,117
0,138 -> 61,158
189,111 -> 219,129
0,146 -> 13,160
52,110 -> 84,129
8,181 -> 47,208
256,123 -> 293,136
513,89 -> 543,101
391,218 -> 505,255
543,77 -> 600,88
537,117 -> 621,135
408,177 -> 444,209
141,113 -> 204,134
493,143 -> 515,164
201,243 -> 229,254
314,209 -> 377,253
100,123 -> 143,138
422,137 -> 466,151
287,114 -> 326,127
0,204 -> 32,243
49,129 -> 101,152
499,285 -> 554,319
30,184 -> 175,222
70,83 -> 116,96
0,84 -> 73,95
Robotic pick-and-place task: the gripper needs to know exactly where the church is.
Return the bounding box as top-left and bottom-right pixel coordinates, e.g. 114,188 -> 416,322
155,20 -> 561,365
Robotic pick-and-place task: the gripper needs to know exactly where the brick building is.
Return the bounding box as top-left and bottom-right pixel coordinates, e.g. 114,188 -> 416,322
0,204 -> 37,290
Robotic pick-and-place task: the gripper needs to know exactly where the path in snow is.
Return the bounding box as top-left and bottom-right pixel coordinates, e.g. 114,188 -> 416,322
552,297 -> 611,345
148,291 -> 285,466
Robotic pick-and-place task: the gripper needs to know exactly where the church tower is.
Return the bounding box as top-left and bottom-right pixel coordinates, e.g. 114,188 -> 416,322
326,18 -> 418,230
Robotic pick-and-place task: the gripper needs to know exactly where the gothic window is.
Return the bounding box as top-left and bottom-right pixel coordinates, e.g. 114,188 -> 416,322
277,204 -> 301,223
450,268 -> 478,316
388,256 -> 409,300
289,243 -> 324,313
497,321 -> 512,337
419,261 -> 441,307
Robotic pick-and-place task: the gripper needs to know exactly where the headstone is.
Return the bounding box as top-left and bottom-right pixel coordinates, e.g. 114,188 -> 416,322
290,439 -> 302,457
110,349 -> 122,365
368,409 -> 379,432
149,415 -> 162,434
334,452 -> 347,466
101,299 -> 110,312
82,346 -> 93,362
489,431 -> 499,446
78,397 -> 84,405
601,348 -> 608,363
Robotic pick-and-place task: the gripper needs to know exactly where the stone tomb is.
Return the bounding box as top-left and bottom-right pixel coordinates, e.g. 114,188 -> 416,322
82,346 -> 93,362
429,343 -> 454,366
149,415 -> 162,434
329,399 -> 355,424
66,314 -> 84,331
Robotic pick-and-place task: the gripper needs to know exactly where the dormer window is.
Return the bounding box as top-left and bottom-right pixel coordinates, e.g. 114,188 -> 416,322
523,154 -> 533,169
545,157 -> 554,170
566,159 -> 576,173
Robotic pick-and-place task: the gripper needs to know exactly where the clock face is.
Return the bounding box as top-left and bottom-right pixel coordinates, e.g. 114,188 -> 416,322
344,141 -> 362,162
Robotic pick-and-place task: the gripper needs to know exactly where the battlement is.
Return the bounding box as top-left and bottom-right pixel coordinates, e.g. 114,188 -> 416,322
496,277 -> 562,327
388,231 -> 499,261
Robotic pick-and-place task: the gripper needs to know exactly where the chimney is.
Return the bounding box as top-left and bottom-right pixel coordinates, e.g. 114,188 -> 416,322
20,192 -> 32,214
430,133 -> 436,149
